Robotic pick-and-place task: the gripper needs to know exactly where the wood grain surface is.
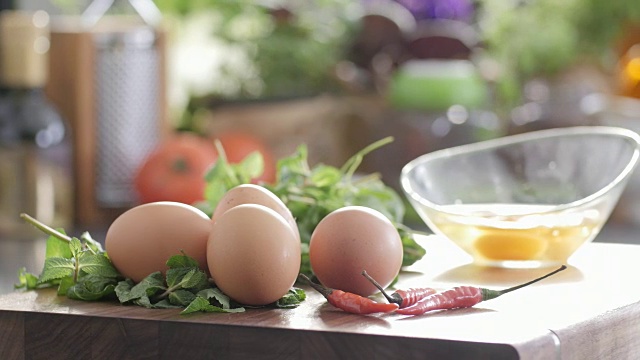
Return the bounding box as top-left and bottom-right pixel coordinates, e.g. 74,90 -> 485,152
1,235 -> 639,360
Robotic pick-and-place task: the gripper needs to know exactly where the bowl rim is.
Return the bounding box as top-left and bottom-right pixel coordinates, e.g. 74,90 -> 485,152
400,126 -> 640,216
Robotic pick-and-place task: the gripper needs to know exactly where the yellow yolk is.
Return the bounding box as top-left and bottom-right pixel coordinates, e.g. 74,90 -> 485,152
474,230 -> 548,261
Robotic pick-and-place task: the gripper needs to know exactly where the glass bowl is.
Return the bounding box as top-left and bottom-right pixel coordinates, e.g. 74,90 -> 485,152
400,126 -> 640,268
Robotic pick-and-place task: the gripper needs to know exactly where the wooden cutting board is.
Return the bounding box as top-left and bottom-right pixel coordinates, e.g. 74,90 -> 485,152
1,234 -> 639,360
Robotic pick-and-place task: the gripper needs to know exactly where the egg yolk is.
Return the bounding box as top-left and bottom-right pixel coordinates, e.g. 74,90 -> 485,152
474,230 -> 548,261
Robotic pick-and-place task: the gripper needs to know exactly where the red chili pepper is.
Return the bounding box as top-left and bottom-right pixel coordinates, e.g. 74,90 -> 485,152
396,265 -> 566,316
298,274 -> 399,314
361,270 -> 437,308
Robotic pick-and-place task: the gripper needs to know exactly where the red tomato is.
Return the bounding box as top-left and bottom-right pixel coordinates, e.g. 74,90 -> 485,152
214,131 -> 277,184
134,133 -> 218,205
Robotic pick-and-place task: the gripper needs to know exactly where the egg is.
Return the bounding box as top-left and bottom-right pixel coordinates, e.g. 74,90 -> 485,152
105,201 -> 212,283
207,204 -> 300,305
212,184 -> 299,241
309,206 -> 403,296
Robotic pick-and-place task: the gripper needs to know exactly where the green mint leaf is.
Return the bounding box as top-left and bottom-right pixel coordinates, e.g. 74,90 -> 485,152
197,288 -> 231,309
38,257 -> 75,283
169,289 -> 196,306
166,252 -> 199,269
181,296 -> 245,315
45,231 -> 72,259
204,159 -> 232,213
351,181 -> 405,223
138,272 -> 167,295
115,279 -> 133,301
208,148 -> 244,186
309,165 -> 341,188
69,237 -> 83,258
116,272 -> 165,303
275,287 -> 306,308
80,231 -> 104,253
165,267 -> 192,289
144,299 -> 181,309
67,283 -> 115,301
202,146 -> 264,210
180,269 -> 208,290
204,182 -> 228,214
204,154 -> 228,182
273,145 -> 308,186
181,296 -> 221,314
293,287 -> 306,299
165,267 -> 209,293
133,296 -> 154,308
15,267 -> 39,289
237,151 -> 263,179
66,275 -> 116,301
77,252 -> 120,278
78,274 -> 117,295
192,200 -> 214,216
399,228 -> 426,267
57,276 -> 75,295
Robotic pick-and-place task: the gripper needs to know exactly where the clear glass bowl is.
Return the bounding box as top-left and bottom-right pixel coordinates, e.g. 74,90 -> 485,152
401,126 -> 640,268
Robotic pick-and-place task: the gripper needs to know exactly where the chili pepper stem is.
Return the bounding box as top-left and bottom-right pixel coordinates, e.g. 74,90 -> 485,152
20,213 -> 72,243
298,273 -> 332,299
361,270 -> 403,306
481,265 -> 567,301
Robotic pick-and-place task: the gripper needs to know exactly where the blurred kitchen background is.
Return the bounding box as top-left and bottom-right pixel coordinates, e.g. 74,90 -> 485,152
1,0 -> 640,294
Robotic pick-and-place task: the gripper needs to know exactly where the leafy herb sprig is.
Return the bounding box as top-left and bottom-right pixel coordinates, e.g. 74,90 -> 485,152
114,252 -> 250,314
16,213 -> 120,301
16,214 -> 305,313
197,137 -> 426,276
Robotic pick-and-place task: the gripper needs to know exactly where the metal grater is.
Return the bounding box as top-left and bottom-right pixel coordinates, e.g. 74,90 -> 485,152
93,27 -> 160,207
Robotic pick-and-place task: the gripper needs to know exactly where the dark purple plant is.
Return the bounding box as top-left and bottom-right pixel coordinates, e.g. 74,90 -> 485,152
395,0 -> 475,22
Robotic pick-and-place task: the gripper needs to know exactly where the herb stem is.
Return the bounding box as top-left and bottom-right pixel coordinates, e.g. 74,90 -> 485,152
153,282 -> 182,302
153,289 -> 170,302
340,136 -> 393,181
286,194 -> 317,205
20,213 -> 72,243
213,139 -> 240,184
73,255 -> 80,283
350,172 -> 382,185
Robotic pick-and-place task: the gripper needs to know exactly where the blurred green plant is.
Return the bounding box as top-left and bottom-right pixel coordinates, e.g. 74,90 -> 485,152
477,0 -> 640,109
155,0 -> 357,100
52,1 -> 357,102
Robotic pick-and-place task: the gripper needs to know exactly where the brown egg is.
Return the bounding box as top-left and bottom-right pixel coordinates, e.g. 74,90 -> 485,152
208,204 -> 300,306
212,184 -> 299,241
105,201 -> 212,283
309,206 -> 403,296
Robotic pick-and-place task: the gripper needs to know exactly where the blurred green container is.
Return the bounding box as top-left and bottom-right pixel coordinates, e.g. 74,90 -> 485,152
387,59 -> 488,111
